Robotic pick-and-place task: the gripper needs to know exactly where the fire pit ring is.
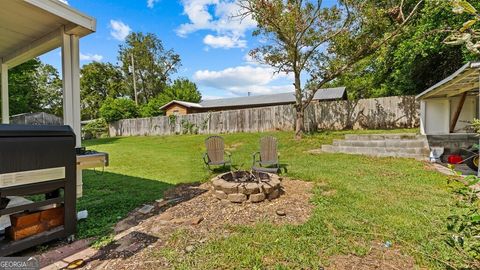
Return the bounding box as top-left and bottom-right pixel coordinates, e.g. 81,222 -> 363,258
211,171 -> 282,203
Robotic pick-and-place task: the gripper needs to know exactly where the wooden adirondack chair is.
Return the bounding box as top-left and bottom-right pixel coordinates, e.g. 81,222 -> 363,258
252,136 -> 279,173
203,136 -> 232,170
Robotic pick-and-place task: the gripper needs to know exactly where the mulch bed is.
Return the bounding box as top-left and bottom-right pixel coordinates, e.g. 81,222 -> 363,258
80,179 -> 315,269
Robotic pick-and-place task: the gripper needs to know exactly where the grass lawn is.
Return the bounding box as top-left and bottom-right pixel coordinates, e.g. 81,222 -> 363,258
80,128 -> 468,269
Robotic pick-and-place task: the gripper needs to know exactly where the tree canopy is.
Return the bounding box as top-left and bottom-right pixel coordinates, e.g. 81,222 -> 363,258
80,62 -> 127,120
118,32 -> 181,103
330,0 -> 480,99
445,0 -> 480,54
139,78 -> 202,117
1,58 -> 63,117
240,0 -> 423,138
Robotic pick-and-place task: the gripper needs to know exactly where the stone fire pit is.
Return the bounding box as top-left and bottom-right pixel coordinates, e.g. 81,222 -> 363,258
211,171 -> 282,203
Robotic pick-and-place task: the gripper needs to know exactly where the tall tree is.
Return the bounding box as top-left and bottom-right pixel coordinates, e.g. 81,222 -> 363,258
118,32 -> 181,103
239,0 -> 423,139
80,62 -> 126,120
0,59 -> 64,117
160,78 -> 202,103
140,78 -> 202,117
331,0 -> 477,99
35,62 -> 63,116
5,59 -> 41,115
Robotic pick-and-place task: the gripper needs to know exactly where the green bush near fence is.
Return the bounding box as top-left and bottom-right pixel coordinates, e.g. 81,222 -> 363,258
82,118 -> 108,139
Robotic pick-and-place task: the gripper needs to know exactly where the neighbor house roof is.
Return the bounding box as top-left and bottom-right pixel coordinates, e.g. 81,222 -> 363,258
161,87 -> 346,110
199,87 -> 346,108
1,0 -> 96,68
416,62 -> 480,99
160,100 -> 204,110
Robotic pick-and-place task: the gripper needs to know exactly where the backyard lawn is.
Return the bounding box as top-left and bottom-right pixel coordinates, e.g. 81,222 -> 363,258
79,129 -> 468,269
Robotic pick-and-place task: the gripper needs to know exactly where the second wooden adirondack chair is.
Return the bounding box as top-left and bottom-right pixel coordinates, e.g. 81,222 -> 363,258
252,136 -> 280,173
203,136 -> 232,170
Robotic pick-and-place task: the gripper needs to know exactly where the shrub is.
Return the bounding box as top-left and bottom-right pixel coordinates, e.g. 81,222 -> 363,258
82,118 -> 108,140
447,166 -> 480,267
99,97 -> 139,123
139,97 -> 167,117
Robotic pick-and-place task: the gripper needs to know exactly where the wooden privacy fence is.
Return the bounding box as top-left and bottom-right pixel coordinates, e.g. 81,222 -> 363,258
10,112 -> 63,125
108,95 -> 419,137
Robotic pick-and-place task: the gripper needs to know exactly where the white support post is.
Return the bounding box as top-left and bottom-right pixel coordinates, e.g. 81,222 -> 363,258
70,35 -> 83,198
419,100 -> 426,135
447,98 -> 451,134
71,35 -> 81,147
1,63 -> 9,124
62,28 -> 83,197
62,28 -> 73,128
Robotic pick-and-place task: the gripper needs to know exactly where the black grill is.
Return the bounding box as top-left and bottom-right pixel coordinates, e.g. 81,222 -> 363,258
0,124 -> 77,256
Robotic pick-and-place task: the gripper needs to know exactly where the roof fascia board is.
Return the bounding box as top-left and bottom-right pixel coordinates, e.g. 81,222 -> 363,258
160,100 -> 193,110
24,0 -> 96,32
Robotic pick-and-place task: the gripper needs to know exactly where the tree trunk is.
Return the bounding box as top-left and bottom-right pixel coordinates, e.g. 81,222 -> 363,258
295,108 -> 304,140
293,70 -> 303,140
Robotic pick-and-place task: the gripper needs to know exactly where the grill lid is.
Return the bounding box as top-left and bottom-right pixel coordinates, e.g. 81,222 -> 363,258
0,125 -> 75,137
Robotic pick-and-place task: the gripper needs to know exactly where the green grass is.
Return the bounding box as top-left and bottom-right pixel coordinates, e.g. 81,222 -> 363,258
79,128 -> 468,268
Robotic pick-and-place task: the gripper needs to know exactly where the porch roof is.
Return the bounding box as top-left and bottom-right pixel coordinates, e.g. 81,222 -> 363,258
416,62 -> 480,99
0,0 -> 96,68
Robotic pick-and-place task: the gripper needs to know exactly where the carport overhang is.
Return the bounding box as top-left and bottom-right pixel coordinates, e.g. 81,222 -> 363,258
416,62 -> 480,135
0,0 -> 96,147
0,0 -> 96,198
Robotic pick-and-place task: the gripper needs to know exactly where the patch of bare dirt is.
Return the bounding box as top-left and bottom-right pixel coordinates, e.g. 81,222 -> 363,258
326,242 -> 415,270
65,179 -> 314,269
150,178 -> 314,229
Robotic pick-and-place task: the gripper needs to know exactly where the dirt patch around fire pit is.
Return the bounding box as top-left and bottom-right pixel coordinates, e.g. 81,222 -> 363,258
150,178 -> 313,228
51,179 -> 314,269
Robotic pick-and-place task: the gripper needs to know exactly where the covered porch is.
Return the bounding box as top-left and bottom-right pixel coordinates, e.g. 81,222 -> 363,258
0,0 -> 96,197
416,62 -> 480,171
416,62 -> 480,135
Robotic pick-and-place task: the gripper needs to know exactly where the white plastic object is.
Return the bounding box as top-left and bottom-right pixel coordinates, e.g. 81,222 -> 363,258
430,147 -> 444,163
77,210 -> 88,220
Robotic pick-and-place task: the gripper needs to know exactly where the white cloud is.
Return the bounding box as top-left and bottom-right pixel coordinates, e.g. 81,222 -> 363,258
177,0 -> 256,49
57,0 -> 69,5
203,34 -> 246,49
193,65 -> 293,95
202,95 -> 231,100
80,53 -> 103,62
147,0 -> 160,8
109,20 -> 132,41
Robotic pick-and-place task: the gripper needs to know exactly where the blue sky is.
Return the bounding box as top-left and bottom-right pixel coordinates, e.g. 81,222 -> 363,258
42,0 -> 336,100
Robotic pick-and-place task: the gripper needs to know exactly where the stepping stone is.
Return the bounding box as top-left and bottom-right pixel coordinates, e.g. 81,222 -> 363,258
138,204 -> 154,214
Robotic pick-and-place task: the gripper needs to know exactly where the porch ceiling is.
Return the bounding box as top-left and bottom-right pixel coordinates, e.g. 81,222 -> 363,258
416,62 -> 480,99
0,0 -> 96,68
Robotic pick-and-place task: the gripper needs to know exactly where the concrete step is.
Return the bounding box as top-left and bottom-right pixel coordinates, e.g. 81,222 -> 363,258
321,145 -> 337,152
320,145 -> 429,160
334,146 -> 430,155
332,139 -> 429,148
344,133 -> 425,141
320,133 -> 430,160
